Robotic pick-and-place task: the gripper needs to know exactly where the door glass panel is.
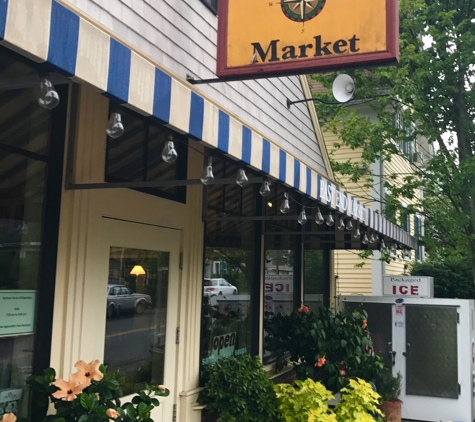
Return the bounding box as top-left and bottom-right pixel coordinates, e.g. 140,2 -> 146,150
405,305 -> 458,398
104,247 -> 169,396
303,249 -> 324,311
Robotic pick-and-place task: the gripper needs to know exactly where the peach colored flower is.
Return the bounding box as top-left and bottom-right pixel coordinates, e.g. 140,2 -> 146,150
52,373 -> 85,401
105,409 -> 120,419
2,413 -> 17,422
74,359 -> 103,386
340,370 -> 346,376
298,305 -> 309,314
158,385 -> 167,393
314,356 -> 326,367
362,319 -> 367,329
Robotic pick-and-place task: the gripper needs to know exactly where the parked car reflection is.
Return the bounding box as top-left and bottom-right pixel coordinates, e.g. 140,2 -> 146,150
106,284 -> 152,317
203,278 -> 238,297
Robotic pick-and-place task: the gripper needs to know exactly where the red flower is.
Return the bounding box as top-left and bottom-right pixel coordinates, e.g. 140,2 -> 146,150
362,319 -> 367,329
298,305 -> 309,314
314,356 -> 326,367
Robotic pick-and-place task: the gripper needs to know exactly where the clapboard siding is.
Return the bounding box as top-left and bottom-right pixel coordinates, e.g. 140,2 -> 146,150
322,124 -> 374,295
67,0 -> 328,175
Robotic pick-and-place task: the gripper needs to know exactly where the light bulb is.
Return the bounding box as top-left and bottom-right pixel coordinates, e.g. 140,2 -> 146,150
259,181 -> 271,197
280,193 -> 290,214
315,208 -> 324,225
381,239 -> 386,250
345,220 -> 353,230
390,245 -> 397,254
201,157 -> 214,185
362,233 -> 369,245
236,169 -> 249,187
353,226 -> 361,239
38,78 -> 60,110
369,232 -> 376,244
106,112 -> 125,138
337,218 -> 345,230
326,213 -> 334,227
161,136 -> 178,163
298,209 -> 307,225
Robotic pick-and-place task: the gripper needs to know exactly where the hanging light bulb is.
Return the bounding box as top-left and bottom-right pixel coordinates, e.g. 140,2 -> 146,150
380,239 -> 386,251
279,193 -> 290,214
345,220 -> 353,230
298,208 -> 307,225
315,207 -> 324,225
38,77 -> 60,110
337,218 -> 345,230
161,134 -> 178,163
201,157 -> 214,185
353,226 -> 361,239
236,169 -> 249,187
326,213 -> 334,227
259,180 -> 271,197
369,232 -> 376,244
390,244 -> 397,255
361,233 -> 369,245
106,111 -> 125,138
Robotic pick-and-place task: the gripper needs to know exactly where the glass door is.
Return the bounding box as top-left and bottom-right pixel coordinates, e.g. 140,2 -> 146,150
101,217 -> 180,422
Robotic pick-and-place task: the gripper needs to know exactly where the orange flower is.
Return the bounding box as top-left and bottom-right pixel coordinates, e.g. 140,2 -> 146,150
2,413 -> 17,422
74,359 -> 103,386
362,319 -> 367,329
314,356 -> 326,367
52,373 -> 85,401
105,409 -> 120,419
298,305 -> 309,314
339,369 -> 346,376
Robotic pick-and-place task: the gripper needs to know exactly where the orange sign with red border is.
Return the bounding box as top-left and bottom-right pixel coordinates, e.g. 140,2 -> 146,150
216,0 -> 398,79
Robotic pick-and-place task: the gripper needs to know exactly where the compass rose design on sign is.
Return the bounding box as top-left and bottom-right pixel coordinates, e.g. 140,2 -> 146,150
281,0 -> 326,25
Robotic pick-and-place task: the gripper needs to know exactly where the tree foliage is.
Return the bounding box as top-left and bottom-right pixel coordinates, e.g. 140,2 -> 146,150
311,0 -> 475,281
411,259 -> 475,298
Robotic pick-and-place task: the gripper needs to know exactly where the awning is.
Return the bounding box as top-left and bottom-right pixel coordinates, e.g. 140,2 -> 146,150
0,0 -> 417,249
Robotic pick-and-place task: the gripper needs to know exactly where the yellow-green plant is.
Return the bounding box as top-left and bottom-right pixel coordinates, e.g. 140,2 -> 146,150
274,378 -> 382,422
334,378 -> 383,422
274,378 -> 336,422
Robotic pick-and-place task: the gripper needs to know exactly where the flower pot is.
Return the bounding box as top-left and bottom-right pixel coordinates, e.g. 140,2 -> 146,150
379,400 -> 402,422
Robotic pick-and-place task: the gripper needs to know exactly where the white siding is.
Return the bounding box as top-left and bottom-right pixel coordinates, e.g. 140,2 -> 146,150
66,0 -> 329,176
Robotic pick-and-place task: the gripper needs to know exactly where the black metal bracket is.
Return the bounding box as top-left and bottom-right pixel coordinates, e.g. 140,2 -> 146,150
286,97 -> 342,108
66,177 -> 265,191
186,74 -> 236,85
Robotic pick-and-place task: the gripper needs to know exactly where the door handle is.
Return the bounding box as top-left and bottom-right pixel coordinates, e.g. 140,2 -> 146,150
388,342 -> 396,366
403,342 -> 410,357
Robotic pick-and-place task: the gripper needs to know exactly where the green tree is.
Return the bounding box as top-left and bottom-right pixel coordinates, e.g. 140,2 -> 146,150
311,0 -> 475,281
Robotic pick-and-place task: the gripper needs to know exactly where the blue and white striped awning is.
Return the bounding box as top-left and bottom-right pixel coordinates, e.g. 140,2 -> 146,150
0,0 -> 416,249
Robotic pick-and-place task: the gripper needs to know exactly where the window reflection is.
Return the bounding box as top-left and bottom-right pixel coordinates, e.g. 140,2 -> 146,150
104,247 -> 169,396
303,249 -> 324,311
200,239 -> 253,372
263,249 -> 294,364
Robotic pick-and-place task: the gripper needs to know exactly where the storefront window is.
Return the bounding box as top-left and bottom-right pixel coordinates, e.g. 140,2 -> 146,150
303,249 -> 325,310
104,247 -> 169,396
0,46 -> 67,420
200,155 -> 258,376
200,222 -> 255,371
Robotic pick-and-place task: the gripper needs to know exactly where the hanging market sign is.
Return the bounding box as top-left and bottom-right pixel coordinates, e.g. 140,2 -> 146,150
216,0 -> 399,79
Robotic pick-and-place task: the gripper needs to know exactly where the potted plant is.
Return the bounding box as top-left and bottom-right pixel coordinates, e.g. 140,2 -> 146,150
2,359 -> 169,422
198,354 -> 282,422
377,371 -> 402,422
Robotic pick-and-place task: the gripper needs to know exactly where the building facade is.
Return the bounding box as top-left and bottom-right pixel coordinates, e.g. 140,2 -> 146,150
0,1 -> 415,422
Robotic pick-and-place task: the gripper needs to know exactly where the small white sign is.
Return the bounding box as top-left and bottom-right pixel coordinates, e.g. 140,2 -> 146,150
0,290 -> 37,336
383,276 -> 434,298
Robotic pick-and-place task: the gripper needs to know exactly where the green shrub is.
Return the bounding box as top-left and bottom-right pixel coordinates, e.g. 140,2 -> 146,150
264,305 -> 384,392
198,355 -> 282,422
